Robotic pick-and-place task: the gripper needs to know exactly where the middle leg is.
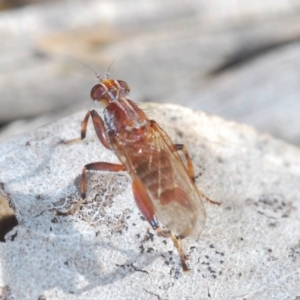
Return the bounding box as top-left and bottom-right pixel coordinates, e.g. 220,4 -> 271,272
57,162 -> 125,216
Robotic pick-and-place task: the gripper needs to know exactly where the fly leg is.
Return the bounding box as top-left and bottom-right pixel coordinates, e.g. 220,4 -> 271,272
57,162 -> 125,216
59,110 -> 111,150
57,110 -> 121,215
175,144 -> 221,206
174,144 -> 195,182
156,227 -> 189,271
132,180 -> 189,271
59,110 -> 92,144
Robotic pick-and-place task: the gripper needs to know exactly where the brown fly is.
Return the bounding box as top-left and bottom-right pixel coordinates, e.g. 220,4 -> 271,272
59,72 -> 219,271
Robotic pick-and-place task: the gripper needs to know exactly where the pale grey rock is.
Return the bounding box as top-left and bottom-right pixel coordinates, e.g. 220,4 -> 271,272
0,103 -> 91,145
0,103 -> 299,300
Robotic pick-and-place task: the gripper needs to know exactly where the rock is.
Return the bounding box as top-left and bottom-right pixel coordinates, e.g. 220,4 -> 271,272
0,103 -> 299,299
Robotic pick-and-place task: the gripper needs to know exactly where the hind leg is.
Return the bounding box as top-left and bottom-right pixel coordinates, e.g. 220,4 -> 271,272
156,227 -> 189,271
132,180 -> 189,271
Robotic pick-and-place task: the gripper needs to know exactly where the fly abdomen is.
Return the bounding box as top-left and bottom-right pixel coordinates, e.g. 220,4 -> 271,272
136,153 -> 189,207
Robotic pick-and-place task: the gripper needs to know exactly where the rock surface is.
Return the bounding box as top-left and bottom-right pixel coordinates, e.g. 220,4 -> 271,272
0,103 -> 299,300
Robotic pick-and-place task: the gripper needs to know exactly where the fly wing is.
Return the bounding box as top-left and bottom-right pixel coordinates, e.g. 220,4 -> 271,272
148,122 -> 206,239
110,121 -> 206,239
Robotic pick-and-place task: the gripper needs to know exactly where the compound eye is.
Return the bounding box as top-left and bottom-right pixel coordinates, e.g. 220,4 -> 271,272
90,84 -> 107,101
117,80 -> 130,94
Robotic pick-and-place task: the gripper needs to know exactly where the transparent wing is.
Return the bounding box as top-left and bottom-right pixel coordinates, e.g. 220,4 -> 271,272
110,121 -> 206,239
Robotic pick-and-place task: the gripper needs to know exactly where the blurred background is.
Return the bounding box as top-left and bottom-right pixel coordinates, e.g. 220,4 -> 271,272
0,0 -> 300,147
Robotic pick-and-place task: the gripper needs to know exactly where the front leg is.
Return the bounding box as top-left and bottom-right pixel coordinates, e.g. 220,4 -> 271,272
61,110 -> 111,150
57,109 -> 117,216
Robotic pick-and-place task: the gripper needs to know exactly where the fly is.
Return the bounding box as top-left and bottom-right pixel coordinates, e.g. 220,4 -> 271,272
58,72 -> 219,271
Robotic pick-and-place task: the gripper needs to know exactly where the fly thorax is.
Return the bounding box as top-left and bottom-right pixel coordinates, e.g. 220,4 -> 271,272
104,99 -> 150,143
122,121 -> 149,143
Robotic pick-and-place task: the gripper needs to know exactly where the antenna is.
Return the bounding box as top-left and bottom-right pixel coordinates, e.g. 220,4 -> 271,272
80,61 -> 102,81
105,53 -> 120,79
69,56 -> 102,81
